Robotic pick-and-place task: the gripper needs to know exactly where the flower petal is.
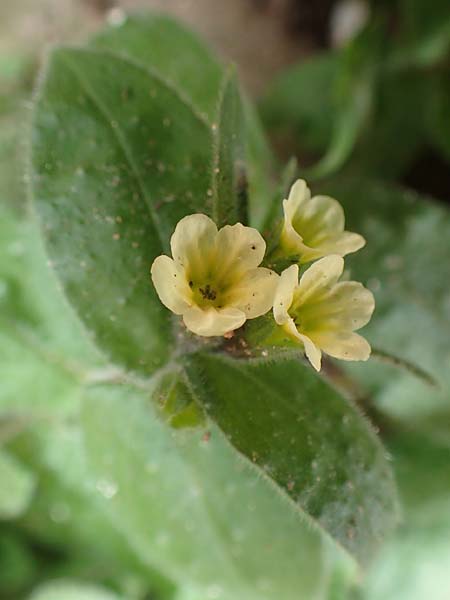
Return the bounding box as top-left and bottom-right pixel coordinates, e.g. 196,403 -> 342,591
273,265 -> 299,325
298,281 -> 375,333
302,335 -> 323,371
183,306 -> 246,337
312,331 -> 371,362
170,214 -> 217,279
281,318 -> 322,371
279,180 -> 312,256
226,268 -> 279,318
215,223 -> 266,279
295,255 -> 344,307
151,255 -> 192,315
284,179 -> 311,221
280,185 -> 365,262
316,231 -> 366,257
294,195 -> 345,244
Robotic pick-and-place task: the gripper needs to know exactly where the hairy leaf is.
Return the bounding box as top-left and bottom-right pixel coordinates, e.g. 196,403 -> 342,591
31,48 -> 212,374
81,382 -> 350,600
91,12 -> 275,227
184,352 -> 399,563
211,70 -> 247,226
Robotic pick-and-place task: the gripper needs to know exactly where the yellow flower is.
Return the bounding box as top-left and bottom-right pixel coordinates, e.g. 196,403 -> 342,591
279,179 -> 366,263
151,214 -> 279,337
273,256 -> 375,371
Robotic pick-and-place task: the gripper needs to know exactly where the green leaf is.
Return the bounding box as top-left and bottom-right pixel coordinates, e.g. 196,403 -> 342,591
183,352 -> 399,564
211,70 -> 247,227
427,73 -> 450,162
90,12 -> 275,228
29,580 -> 122,600
11,423 -> 175,599
361,431 -> 450,600
327,179 -> 450,421
262,20 -> 384,181
0,206 -> 99,415
260,30 -> 436,180
91,13 -> 223,122
81,382 -> 353,599
31,47 -> 213,374
0,450 -> 35,519
0,532 -> 36,597
155,369 -> 206,429
392,0 -> 450,68
260,53 -> 336,154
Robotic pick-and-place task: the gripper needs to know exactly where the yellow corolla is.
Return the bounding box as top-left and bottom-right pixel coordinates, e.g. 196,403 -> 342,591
273,255 -> 375,371
151,214 -> 279,337
279,179 -> 366,263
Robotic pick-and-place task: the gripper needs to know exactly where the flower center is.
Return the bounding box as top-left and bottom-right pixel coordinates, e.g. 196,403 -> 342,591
190,280 -> 224,309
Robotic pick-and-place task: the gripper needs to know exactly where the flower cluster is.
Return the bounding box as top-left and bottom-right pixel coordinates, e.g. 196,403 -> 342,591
151,179 -> 374,371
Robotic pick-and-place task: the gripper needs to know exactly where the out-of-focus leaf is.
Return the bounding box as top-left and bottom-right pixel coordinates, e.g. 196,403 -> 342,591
90,12 -> 275,228
211,70 -> 247,227
392,0 -> 450,67
260,17 -> 445,181
364,510 -> 450,600
0,532 -> 36,596
327,179 -> 450,421
0,450 -> 35,519
91,13 -> 222,122
31,47 -> 213,375
263,23 -> 385,181
362,431 -> 450,600
0,207 -> 100,415
346,69 -> 432,178
260,53 -> 336,154
427,73 -> 450,162
306,22 -> 383,179
29,580 -> 123,600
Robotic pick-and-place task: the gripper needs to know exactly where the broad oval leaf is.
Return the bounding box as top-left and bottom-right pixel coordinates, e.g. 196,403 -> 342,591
31,47 -> 213,374
184,352 -> 399,564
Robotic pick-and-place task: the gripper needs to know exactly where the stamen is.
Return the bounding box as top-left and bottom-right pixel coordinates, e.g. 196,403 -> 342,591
199,284 -> 217,301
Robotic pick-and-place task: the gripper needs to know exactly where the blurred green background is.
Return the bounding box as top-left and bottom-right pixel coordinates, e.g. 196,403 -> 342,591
1,1 -> 449,599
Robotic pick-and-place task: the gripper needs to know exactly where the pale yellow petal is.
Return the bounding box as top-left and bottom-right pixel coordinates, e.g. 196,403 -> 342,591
183,306 -> 246,337
151,255 -> 192,315
284,179 -> 311,221
280,217 -> 308,257
170,213 -> 217,278
302,335 -> 323,371
312,331 -> 371,362
273,265 -> 299,325
215,223 -> 266,279
295,255 -> 344,307
316,231 -> 366,257
281,318 -> 322,371
298,281 -> 375,332
280,187 -> 365,262
294,195 -> 345,245
280,179 -> 312,257
225,268 -> 279,318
